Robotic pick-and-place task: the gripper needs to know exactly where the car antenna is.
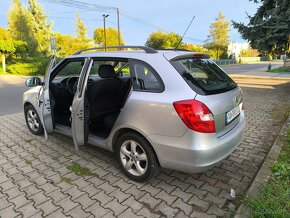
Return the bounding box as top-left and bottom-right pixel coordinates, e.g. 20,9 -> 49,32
175,16 -> 195,50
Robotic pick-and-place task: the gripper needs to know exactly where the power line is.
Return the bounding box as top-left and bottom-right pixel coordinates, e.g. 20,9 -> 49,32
41,0 -> 204,43
49,16 -> 116,25
120,9 -> 204,43
40,0 -> 115,12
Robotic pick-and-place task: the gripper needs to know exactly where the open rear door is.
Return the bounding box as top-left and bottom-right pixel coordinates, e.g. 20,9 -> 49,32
40,56 -> 56,140
71,58 -> 92,152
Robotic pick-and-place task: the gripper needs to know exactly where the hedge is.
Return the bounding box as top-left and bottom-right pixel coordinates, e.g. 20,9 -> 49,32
0,56 -> 60,76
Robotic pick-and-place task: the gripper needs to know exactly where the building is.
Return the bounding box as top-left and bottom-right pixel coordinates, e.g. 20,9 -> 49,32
228,42 -> 249,59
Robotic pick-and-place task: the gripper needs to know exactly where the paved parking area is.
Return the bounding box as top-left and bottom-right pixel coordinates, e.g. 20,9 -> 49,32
1,78 -> 290,218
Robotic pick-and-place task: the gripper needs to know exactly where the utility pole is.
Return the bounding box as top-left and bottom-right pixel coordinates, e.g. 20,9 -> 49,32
102,14 -> 109,51
117,8 -> 121,47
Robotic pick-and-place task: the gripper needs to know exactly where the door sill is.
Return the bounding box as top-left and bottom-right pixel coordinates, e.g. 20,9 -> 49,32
55,124 -> 72,137
54,124 -> 109,151
87,134 -> 108,150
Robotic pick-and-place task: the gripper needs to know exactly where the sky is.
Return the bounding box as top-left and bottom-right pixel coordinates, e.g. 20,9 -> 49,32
0,0 -> 259,45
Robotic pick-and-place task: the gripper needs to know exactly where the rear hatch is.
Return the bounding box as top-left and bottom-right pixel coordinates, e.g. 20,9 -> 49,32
168,53 -> 243,135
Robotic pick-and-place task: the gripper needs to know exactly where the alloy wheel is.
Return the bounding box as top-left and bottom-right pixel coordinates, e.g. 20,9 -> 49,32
26,109 -> 40,132
120,140 -> 148,176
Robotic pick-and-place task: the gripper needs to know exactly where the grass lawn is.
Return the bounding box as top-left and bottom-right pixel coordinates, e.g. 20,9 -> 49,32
270,67 -> 290,73
244,127 -> 290,217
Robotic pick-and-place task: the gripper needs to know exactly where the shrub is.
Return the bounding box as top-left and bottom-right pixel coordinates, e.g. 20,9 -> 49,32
1,56 -> 63,76
6,57 -> 49,76
270,67 -> 290,73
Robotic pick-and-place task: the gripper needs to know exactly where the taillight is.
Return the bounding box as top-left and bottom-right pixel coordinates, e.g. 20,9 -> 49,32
241,102 -> 245,110
173,100 -> 215,133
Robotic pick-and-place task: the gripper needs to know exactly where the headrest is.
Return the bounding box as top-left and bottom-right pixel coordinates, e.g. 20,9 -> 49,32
98,65 -> 116,78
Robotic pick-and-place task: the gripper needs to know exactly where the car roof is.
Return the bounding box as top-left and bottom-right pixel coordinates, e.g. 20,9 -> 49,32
68,49 -> 210,61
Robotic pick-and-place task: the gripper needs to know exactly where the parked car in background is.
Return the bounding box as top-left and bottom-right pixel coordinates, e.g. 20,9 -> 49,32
23,46 -> 246,182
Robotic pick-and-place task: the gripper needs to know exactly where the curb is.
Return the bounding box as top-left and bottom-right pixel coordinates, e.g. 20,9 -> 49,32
229,74 -> 290,81
234,115 -> 290,217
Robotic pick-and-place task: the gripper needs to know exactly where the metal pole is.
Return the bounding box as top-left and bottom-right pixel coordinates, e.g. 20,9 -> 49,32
103,15 -> 106,51
117,8 -> 121,47
102,14 -> 109,51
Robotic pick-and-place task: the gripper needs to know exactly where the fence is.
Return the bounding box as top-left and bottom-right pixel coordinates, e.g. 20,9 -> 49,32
214,57 -> 265,66
214,59 -> 237,65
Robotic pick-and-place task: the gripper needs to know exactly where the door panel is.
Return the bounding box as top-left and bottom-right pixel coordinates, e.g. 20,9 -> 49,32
71,58 -> 93,151
40,56 -> 56,139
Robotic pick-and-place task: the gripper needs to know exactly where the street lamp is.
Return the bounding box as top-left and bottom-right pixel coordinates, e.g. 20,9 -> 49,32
102,14 -> 109,51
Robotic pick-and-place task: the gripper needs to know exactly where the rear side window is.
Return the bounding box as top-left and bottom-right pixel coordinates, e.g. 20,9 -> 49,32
170,58 -> 237,95
130,60 -> 164,92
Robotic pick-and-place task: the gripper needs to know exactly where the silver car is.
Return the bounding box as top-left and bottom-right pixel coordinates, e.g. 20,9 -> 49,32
23,46 -> 246,182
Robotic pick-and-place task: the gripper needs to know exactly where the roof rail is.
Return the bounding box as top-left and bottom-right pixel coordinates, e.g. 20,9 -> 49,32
73,46 -> 158,55
158,48 -> 192,52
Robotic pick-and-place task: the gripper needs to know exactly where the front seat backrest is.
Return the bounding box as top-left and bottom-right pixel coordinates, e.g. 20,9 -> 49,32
89,64 -> 122,122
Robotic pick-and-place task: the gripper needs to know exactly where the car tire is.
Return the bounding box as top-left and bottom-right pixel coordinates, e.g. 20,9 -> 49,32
116,132 -> 159,182
24,105 -> 44,135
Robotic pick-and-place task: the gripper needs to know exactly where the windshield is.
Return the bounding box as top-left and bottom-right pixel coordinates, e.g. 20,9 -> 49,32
170,58 -> 237,95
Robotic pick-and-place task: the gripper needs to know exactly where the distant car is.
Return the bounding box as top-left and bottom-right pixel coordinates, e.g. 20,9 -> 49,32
23,46 -> 246,182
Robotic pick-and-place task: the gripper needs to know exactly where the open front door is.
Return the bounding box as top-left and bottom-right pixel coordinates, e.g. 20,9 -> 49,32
40,56 -> 56,140
71,58 -> 92,152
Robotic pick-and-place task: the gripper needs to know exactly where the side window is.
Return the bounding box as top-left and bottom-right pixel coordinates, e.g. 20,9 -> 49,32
131,61 -> 163,92
52,60 -> 84,81
89,60 -> 129,78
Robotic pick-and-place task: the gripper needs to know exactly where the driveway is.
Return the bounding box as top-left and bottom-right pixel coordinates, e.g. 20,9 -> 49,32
0,77 -> 290,217
0,75 -> 29,116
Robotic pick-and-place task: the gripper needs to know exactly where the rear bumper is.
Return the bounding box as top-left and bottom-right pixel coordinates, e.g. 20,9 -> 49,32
148,112 -> 246,173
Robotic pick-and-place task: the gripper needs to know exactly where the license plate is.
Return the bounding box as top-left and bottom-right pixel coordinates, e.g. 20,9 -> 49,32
226,105 -> 241,125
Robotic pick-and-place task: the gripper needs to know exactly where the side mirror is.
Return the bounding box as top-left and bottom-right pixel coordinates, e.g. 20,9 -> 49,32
25,77 -> 42,87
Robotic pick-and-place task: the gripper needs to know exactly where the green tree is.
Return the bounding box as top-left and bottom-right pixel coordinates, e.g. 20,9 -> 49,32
75,13 -> 88,42
28,0 -> 52,54
0,28 -> 10,40
232,0 -> 290,56
56,33 -> 91,57
8,0 -> 37,54
240,47 -> 260,57
93,27 -> 124,47
205,11 -> 230,59
181,43 -> 215,58
0,40 -> 15,72
145,31 -> 182,49
14,41 -> 28,56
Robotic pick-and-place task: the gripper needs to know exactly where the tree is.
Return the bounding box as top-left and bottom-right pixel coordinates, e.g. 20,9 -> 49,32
0,28 -> 10,40
93,27 -> 124,47
0,40 -> 15,72
28,0 -> 52,54
232,0 -> 290,56
56,33 -> 91,57
145,31 -> 182,49
205,11 -> 230,59
0,39 -> 27,72
8,0 -> 37,54
75,13 -> 88,42
14,41 -> 28,56
181,43 -> 215,57
240,47 -> 260,57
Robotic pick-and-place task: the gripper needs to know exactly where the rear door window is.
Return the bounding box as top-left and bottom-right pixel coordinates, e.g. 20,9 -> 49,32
130,60 -> 164,92
170,58 -> 237,95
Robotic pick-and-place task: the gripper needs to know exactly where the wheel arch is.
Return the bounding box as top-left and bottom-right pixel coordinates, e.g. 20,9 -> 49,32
112,128 -> 160,166
24,101 -> 33,109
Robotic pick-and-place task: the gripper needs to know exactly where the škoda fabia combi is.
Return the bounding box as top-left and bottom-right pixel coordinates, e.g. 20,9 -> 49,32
23,46 -> 245,182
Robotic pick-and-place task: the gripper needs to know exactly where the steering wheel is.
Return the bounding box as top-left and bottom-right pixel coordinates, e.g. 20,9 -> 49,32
66,77 -> 79,94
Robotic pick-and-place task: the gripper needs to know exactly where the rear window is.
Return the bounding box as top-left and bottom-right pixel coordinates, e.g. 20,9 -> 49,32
170,58 -> 237,95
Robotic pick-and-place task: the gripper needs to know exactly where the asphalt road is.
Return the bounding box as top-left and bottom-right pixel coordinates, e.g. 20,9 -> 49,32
0,75 -> 30,116
221,61 -> 282,74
